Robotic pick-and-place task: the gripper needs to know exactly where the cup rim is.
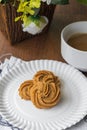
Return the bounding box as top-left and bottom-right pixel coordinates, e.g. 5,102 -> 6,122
61,21 -> 87,54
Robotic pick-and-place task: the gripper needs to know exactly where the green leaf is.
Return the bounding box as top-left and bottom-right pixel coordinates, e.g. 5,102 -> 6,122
23,15 -> 46,27
51,0 -> 69,5
1,0 -> 9,3
29,16 -> 41,27
77,0 -> 87,5
15,16 -> 21,22
23,15 -> 32,27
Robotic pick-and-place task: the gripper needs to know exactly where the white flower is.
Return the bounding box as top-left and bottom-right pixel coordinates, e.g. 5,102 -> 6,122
22,16 -> 48,35
41,0 -> 51,5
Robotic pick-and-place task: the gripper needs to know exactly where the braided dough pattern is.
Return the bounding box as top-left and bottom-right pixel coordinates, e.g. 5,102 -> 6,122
18,70 -> 61,109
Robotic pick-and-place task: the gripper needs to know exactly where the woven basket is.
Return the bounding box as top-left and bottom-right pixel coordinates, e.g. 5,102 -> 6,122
0,3 -> 56,44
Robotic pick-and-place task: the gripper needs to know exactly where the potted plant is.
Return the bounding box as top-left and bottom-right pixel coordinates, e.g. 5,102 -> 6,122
0,0 -> 87,44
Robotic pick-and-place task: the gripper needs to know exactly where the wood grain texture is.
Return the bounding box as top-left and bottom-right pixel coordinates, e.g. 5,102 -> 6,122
0,0 -> 87,75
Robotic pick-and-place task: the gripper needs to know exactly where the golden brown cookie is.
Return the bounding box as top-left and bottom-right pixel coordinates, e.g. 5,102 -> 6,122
30,75 -> 61,109
18,80 -> 33,100
18,70 -> 61,109
33,70 -> 55,82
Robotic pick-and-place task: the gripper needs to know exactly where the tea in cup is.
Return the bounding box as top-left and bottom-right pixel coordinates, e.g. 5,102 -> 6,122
61,21 -> 87,72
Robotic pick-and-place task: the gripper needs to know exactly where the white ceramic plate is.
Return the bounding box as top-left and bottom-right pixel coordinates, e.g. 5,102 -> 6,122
0,60 -> 87,130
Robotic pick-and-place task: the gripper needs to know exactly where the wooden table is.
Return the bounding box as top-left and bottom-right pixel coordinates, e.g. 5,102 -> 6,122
0,0 -> 87,75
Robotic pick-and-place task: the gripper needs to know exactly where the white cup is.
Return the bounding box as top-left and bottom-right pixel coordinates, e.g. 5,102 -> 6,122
61,21 -> 87,72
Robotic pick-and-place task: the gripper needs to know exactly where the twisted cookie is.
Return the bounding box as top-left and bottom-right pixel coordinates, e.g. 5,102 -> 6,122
33,70 -> 55,82
18,80 -> 33,100
30,76 -> 60,109
18,70 -> 61,109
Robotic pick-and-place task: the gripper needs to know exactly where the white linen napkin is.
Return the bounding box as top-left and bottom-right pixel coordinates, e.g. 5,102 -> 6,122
0,56 -> 87,130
